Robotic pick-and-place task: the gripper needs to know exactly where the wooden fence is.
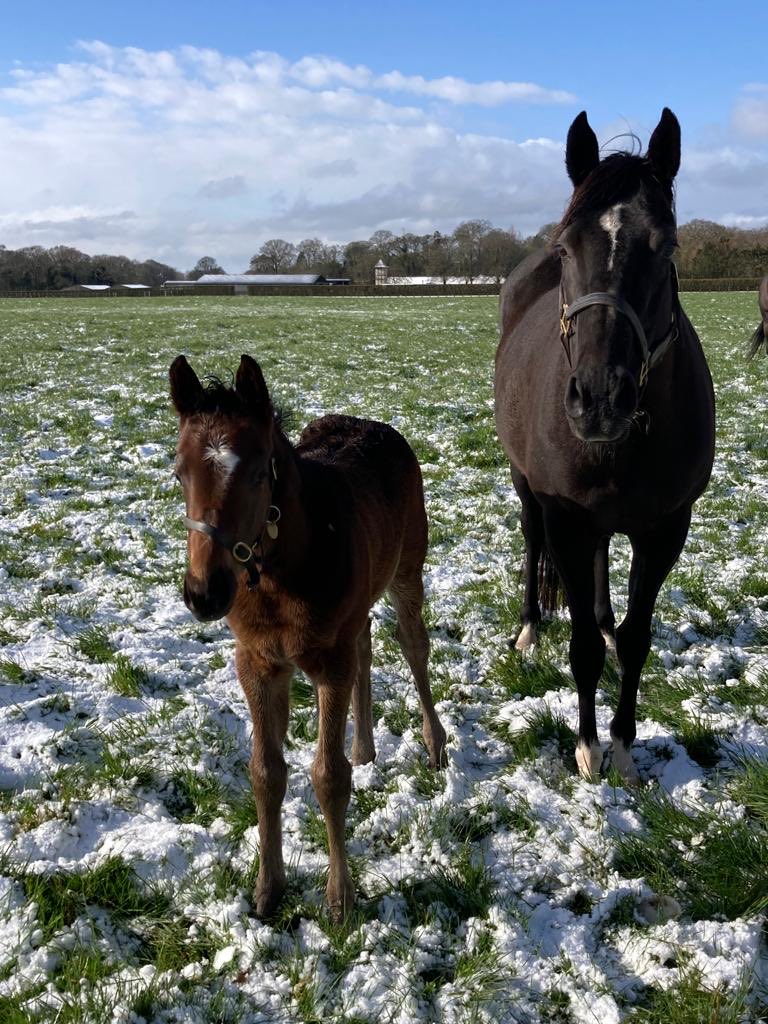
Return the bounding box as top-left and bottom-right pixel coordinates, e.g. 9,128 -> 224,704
0,278 -> 762,299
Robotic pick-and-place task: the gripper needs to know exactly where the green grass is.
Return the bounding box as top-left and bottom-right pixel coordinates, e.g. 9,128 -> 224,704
106,654 -> 149,696
613,788 -> 768,920
10,857 -> 168,943
75,625 -> 115,663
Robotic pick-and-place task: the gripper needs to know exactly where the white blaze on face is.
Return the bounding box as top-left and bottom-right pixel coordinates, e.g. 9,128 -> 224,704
203,438 -> 240,481
599,203 -> 623,271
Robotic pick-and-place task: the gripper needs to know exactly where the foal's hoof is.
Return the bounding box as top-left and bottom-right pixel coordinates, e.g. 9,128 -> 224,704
514,623 -> 537,653
425,722 -> 448,769
575,740 -> 603,780
253,879 -> 285,919
326,876 -> 355,923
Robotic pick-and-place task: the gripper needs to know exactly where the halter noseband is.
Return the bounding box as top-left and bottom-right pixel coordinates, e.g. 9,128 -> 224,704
559,263 -> 679,389
182,457 -> 280,591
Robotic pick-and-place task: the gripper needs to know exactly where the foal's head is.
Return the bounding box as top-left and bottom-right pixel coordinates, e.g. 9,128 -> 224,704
170,354 -> 279,621
555,108 -> 681,443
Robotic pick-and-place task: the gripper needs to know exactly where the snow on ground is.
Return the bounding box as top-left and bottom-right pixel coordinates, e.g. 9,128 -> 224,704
0,294 -> 766,1022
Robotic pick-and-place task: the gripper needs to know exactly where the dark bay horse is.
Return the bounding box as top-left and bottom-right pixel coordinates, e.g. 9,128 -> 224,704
746,274 -> 768,358
170,354 -> 446,919
495,109 -> 715,781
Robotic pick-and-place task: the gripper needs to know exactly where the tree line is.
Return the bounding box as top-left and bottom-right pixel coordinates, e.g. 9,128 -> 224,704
0,245 -> 178,291
1,218 -> 766,292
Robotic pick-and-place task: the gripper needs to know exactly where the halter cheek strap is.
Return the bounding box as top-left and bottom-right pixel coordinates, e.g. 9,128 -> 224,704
182,457 -> 280,592
559,263 -> 679,389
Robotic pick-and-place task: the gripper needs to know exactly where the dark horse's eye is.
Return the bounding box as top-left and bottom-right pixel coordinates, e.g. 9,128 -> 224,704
553,243 -> 569,260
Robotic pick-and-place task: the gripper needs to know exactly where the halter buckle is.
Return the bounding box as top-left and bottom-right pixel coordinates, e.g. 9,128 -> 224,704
559,304 -> 572,340
233,540 -> 256,563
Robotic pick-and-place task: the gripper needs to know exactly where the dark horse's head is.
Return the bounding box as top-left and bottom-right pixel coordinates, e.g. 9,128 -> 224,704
556,108 -> 681,443
170,354 -> 279,621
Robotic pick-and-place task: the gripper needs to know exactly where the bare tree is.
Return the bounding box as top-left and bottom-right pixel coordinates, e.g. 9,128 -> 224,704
480,229 -> 527,284
452,219 -> 492,281
249,239 -> 297,274
188,256 -> 225,280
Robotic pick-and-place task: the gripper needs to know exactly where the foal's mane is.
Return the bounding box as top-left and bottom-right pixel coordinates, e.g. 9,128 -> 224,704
557,152 -> 675,235
193,375 -> 287,429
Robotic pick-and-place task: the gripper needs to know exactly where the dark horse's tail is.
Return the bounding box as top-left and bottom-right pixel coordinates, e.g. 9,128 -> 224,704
538,548 -> 563,614
747,322 -> 768,360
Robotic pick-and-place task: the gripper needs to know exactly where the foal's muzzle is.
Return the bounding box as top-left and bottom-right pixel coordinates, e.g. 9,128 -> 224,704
183,567 -> 237,621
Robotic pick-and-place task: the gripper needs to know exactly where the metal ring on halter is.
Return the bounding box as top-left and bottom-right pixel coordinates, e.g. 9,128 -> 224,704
266,505 -> 281,525
232,541 -> 255,563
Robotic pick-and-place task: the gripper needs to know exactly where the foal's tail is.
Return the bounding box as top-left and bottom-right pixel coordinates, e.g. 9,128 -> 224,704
538,548 -> 564,615
747,322 -> 768,360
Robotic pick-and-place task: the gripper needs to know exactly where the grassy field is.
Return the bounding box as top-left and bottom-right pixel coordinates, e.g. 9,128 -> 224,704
0,293 -> 766,1023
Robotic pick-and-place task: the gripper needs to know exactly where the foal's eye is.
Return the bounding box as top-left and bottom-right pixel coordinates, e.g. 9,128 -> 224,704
553,243 -> 570,261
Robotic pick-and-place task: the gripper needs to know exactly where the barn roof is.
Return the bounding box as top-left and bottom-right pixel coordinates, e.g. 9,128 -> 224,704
60,283 -> 112,292
382,275 -> 500,286
195,274 -> 326,285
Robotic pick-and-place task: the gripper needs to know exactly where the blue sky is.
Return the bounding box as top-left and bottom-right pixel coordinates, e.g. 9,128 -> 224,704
0,1 -> 766,271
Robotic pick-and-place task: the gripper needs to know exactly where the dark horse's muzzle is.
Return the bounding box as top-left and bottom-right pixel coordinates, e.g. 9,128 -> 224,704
559,274 -> 678,443
565,364 -> 638,442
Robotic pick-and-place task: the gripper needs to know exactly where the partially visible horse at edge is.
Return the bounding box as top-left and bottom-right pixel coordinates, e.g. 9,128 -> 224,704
170,354 -> 446,919
495,109 -> 715,781
746,274 -> 768,359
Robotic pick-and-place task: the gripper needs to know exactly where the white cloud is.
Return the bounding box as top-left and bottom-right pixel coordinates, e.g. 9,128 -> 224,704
375,71 -> 575,106
197,175 -> 250,200
0,42 -> 765,272
733,87 -> 768,140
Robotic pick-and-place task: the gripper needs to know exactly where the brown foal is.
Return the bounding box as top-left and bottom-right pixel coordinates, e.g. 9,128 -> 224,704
169,353 -> 447,919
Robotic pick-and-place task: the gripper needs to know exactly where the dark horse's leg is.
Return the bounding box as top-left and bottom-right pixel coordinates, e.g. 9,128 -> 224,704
611,505 -> 692,780
510,467 -> 545,651
594,535 -> 616,651
543,505 -> 604,778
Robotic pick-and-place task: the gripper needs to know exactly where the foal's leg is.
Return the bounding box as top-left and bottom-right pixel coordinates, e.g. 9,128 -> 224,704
351,617 -> 375,765
311,646 -> 357,920
611,505 -> 692,781
594,535 -> 616,652
544,507 -> 604,779
511,468 -> 544,651
389,574 -> 447,769
235,645 -> 292,917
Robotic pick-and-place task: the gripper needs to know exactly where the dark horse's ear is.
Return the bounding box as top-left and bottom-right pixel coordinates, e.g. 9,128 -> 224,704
235,354 -> 272,423
646,108 -> 681,183
169,354 -> 204,416
565,111 -> 600,187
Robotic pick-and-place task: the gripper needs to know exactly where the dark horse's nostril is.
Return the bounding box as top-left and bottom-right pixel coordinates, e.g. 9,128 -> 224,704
183,567 -> 236,621
565,375 -> 589,418
611,367 -> 638,417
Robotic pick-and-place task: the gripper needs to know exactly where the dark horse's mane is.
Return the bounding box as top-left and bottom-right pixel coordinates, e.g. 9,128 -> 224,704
191,375 -> 287,428
557,152 -> 676,235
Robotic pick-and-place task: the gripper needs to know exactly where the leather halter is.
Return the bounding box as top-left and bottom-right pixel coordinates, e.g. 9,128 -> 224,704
559,263 -> 679,389
183,457 -> 280,591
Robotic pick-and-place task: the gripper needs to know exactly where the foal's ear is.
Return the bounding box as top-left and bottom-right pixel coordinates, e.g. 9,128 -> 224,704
647,108 -> 681,183
169,355 -> 204,416
235,354 -> 272,422
565,111 -> 600,187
